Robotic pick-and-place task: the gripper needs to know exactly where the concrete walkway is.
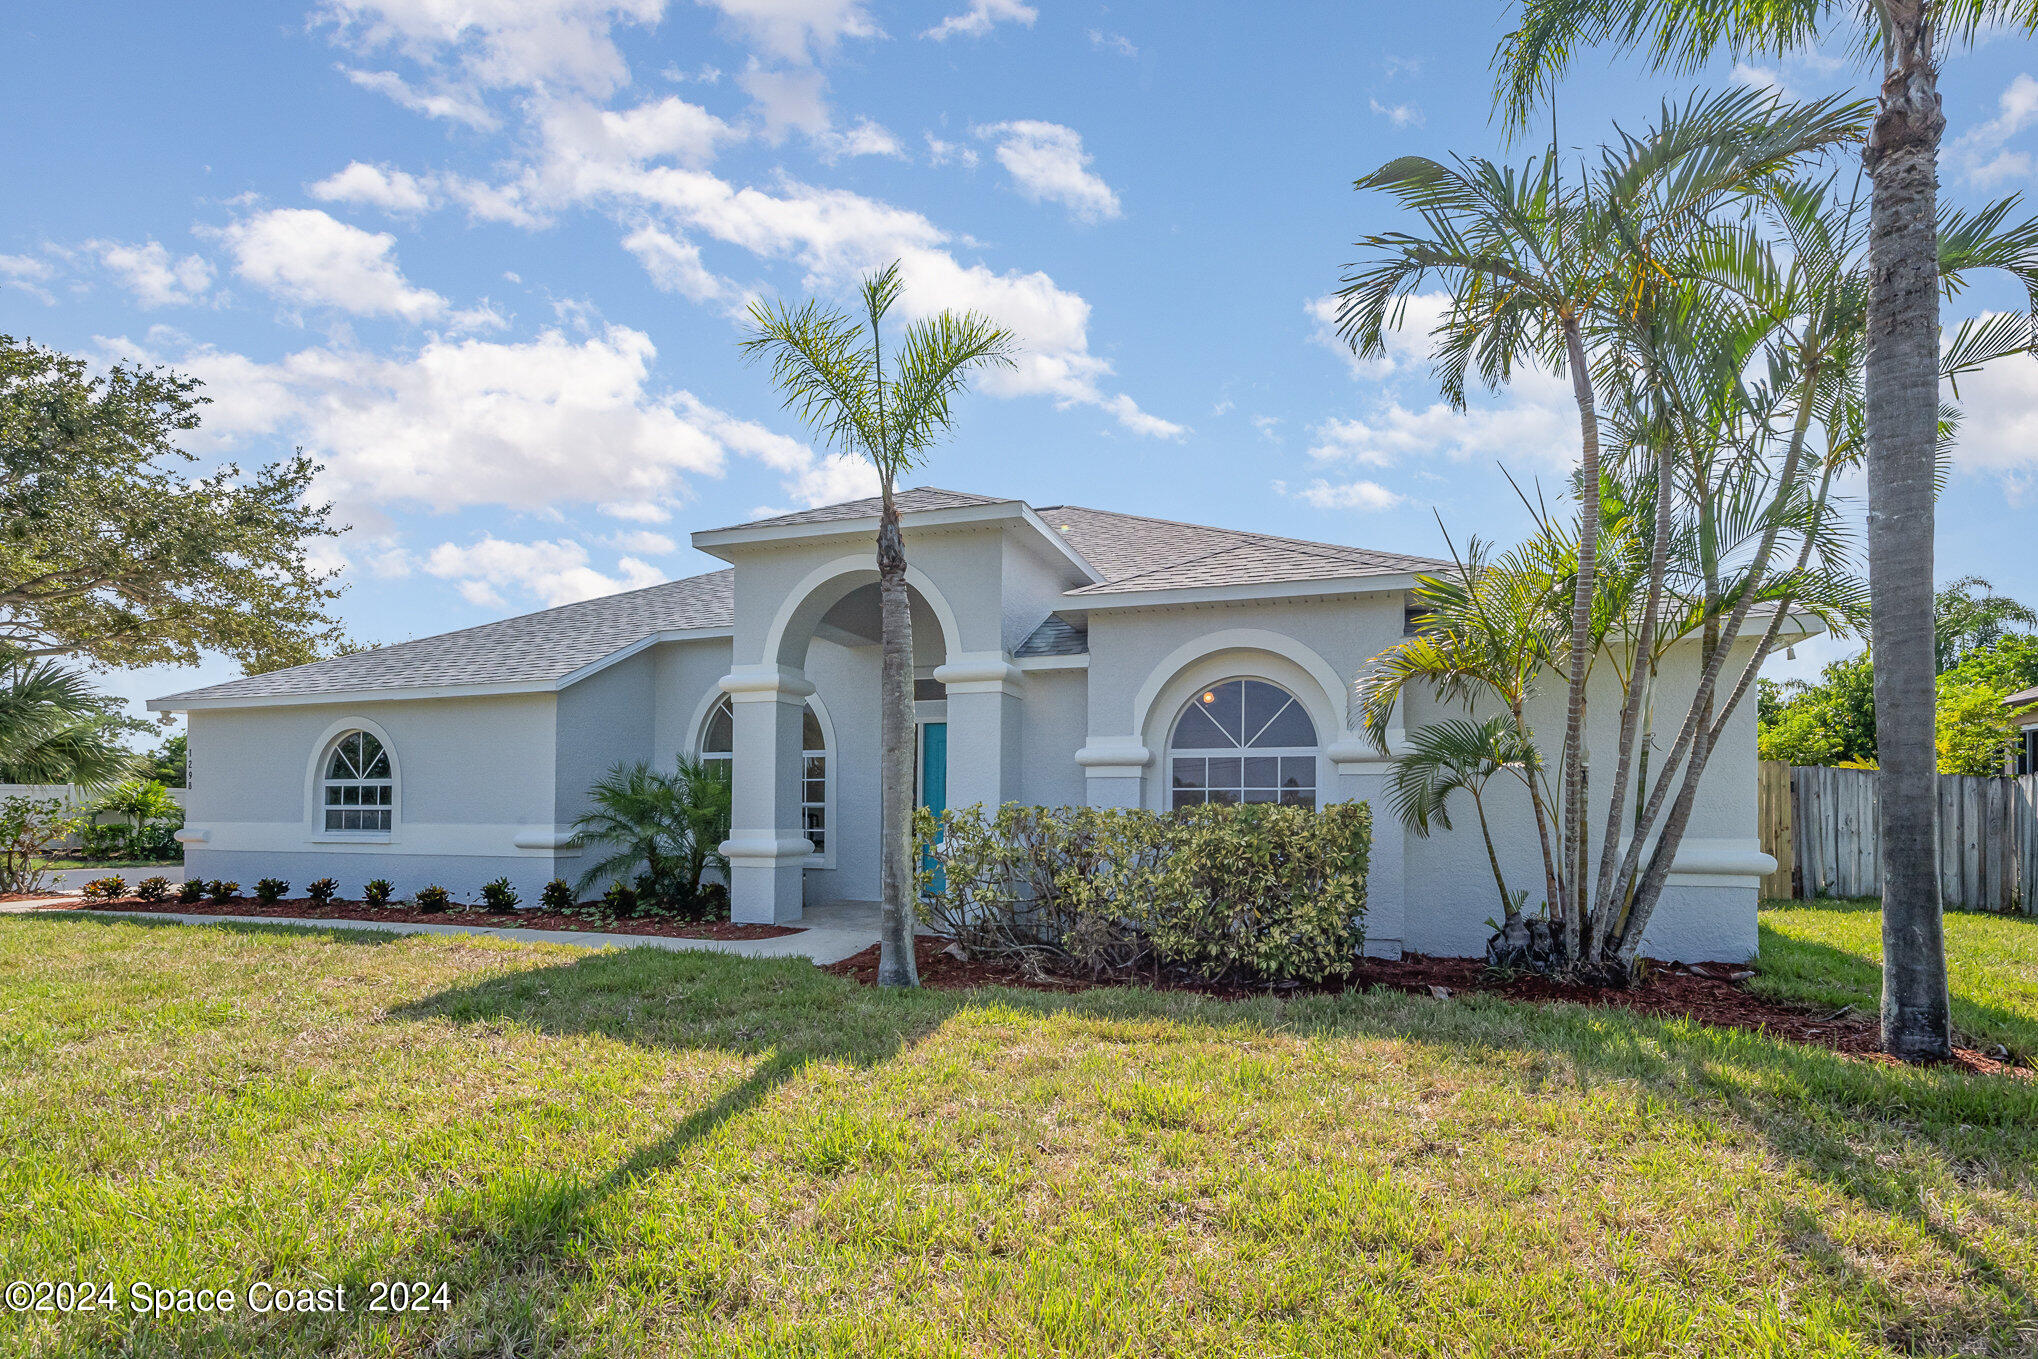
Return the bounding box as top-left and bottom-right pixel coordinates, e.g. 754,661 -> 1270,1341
34,864 -> 189,894
0,896 -> 886,965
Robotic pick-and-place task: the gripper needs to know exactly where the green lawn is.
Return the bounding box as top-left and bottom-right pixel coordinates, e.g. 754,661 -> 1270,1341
1758,898 -> 2038,1061
2,911 -> 2035,1357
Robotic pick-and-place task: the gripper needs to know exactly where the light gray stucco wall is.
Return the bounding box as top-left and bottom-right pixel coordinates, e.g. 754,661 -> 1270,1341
554,649 -> 655,826
182,693 -> 566,902
1016,668 -> 1089,808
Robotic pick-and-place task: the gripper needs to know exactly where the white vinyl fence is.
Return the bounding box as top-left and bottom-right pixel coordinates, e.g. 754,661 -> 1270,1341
0,783 -> 189,847
1758,763 -> 2038,912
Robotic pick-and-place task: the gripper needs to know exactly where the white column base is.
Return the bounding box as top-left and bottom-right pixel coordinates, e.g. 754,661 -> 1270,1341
723,833 -> 814,924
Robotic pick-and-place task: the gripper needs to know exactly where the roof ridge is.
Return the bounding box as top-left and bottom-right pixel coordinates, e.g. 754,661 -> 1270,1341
1052,502 -> 1422,562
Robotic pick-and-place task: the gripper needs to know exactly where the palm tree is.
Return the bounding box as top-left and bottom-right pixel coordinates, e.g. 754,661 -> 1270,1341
0,656 -> 136,789
572,759 -> 731,917
740,262 -> 1017,987
96,778 -> 180,857
1388,715 -> 1543,930
1342,88 -> 1865,966
1489,0 -> 2038,1064
1934,576 -> 2037,671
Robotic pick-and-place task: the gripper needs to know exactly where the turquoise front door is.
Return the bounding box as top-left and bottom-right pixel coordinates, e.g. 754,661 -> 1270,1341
919,721 -> 947,890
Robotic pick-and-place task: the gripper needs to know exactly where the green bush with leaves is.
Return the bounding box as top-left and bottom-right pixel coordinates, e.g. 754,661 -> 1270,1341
916,802 -> 1371,984
305,877 -> 338,904
572,758 -> 731,919
176,878 -> 205,904
80,875 -> 127,901
601,880 -> 640,917
480,877 -> 519,913
540,879 -> 576,910
253,877 -> 289,904
134,875 -> 170,902
413,885 -> 451,913
0,795 -> 80,895
362,879 -> 393,908
207,880 -> 238,903
93,779 -> 183,861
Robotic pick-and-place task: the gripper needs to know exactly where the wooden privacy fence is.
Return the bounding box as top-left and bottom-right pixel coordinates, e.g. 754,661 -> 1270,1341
1757,762 -> 2038,911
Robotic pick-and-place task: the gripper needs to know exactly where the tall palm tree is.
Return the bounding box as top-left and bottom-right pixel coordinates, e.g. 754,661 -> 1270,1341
1489,0 -> 2038,1064
0,656 -> 136,789
740,262 -> 1016,988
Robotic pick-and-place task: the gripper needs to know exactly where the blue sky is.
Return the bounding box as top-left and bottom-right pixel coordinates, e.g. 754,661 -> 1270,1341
7,1 -> 2038,724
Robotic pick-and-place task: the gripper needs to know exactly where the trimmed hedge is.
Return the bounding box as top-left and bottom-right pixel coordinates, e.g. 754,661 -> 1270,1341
915,801 -> 1370,984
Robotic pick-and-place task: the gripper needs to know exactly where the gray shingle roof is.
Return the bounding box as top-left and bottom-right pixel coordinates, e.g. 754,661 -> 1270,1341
155,570 -> 732,705
1038,504 -> 1447,597
708,486 -> 1007,532
1015,614 -> 1088,658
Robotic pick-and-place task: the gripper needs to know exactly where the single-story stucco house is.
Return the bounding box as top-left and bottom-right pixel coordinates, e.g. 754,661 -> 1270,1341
150,487 -> 1786,961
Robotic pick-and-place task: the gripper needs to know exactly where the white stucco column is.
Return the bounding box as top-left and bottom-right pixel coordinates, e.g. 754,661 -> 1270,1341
934,653 -> 1024,813
1328,732 -> 1406,959
1075,737 -> 1151,809
720,664 -> 815,924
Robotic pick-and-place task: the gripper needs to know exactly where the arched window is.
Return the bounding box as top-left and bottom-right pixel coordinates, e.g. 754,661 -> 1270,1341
322,730 -> 393,832
1168,678 -> 1318,809
700,695 -> 827,855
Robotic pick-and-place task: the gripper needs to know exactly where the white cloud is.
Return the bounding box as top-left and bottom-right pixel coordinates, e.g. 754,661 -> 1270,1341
699,0 -> 880,64
423,535 -> 667,608
1368,98 -> 1423,129
621,222 -> 729,301
1305,368 -> 1578,473
924,0 -> 1036,40
318,0 -> 663,96
1943,340 -> 2038,498
734,65 -> 899,159
1088,29 -> 1137,57
91,240 -> 214,307
0,253 -> 53,280
1278,478 -> 1406,511
974,120 -> 1122,223
1730,61 -> 1794,100
542,94 -> 737,173
924,133 -> 978,168
310,161 -> 437,214
213,207 -> 447,321
115,325 -> 822,524
1307,289 -> 1449,379
1954,73 -> 2038,185
338,66 -> 501,129
603,528 -> 678,554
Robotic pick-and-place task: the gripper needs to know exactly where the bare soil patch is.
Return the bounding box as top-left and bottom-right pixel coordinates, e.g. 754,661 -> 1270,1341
825,938 -> 2025,1076
37,895 -> 802,941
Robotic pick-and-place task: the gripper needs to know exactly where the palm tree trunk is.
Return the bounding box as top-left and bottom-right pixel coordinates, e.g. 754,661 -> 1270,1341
875,492 -> 921,988
1558,314 -> 1600,961
1865,2 -> 1951,1061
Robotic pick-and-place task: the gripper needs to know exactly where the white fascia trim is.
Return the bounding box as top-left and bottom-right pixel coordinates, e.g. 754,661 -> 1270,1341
1015,505 -> 1103,583
692,500 -> 1031,557
1014,652 -> 1088,672
148,626 -> 732,713
1061,573 -> 1421,613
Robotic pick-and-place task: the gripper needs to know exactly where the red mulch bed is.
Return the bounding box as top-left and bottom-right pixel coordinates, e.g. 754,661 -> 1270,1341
825,938 -> 2025,1076
38,896 -> 802,941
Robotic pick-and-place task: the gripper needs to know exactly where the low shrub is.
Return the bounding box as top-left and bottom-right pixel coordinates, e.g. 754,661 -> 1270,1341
697,879 -> 730,921
362,879 -> 394,908
208,880 -> 240,903
78,824 -> 129,860
176,878 -> 205,904
413,884 -> 451,913
254,877 -> 290,904
540,878 -> 576,910
480,877 -> 520,913
135,876 -> 171,902
602,880 -> 639,917
305,877 -> 339,905
80,876 -> 128,901
0,795 -> 82,896
916,801 -> 1371,985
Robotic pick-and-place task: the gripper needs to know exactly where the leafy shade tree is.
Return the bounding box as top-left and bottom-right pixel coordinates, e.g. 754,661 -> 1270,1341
1763,633 -> 2038,772
0,656 -> 137,788
572,759 -> 732,918
740,262 -> 1017,988
1758,654 -> 1879,767
148,733 -> 188,788
1935,681 -> 2018,775
1489,0 -> 2038,1067
1,335 -> 344,672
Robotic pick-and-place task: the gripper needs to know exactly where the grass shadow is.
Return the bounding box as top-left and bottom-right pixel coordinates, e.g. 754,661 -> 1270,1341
3,910 -> 412,947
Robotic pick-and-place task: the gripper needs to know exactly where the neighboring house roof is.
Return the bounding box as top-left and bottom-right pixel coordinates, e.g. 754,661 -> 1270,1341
1015,614 -> 1088,658
153,487 -> 1448,709
152,569 -> 732,708
2006,684 -> 2038,722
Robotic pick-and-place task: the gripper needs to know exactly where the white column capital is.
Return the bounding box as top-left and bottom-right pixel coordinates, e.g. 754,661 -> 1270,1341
719,663 -> 815,704
933,652 -> 1025,696
1076,737 -> 1152,777
1327,730 -> 1405,772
